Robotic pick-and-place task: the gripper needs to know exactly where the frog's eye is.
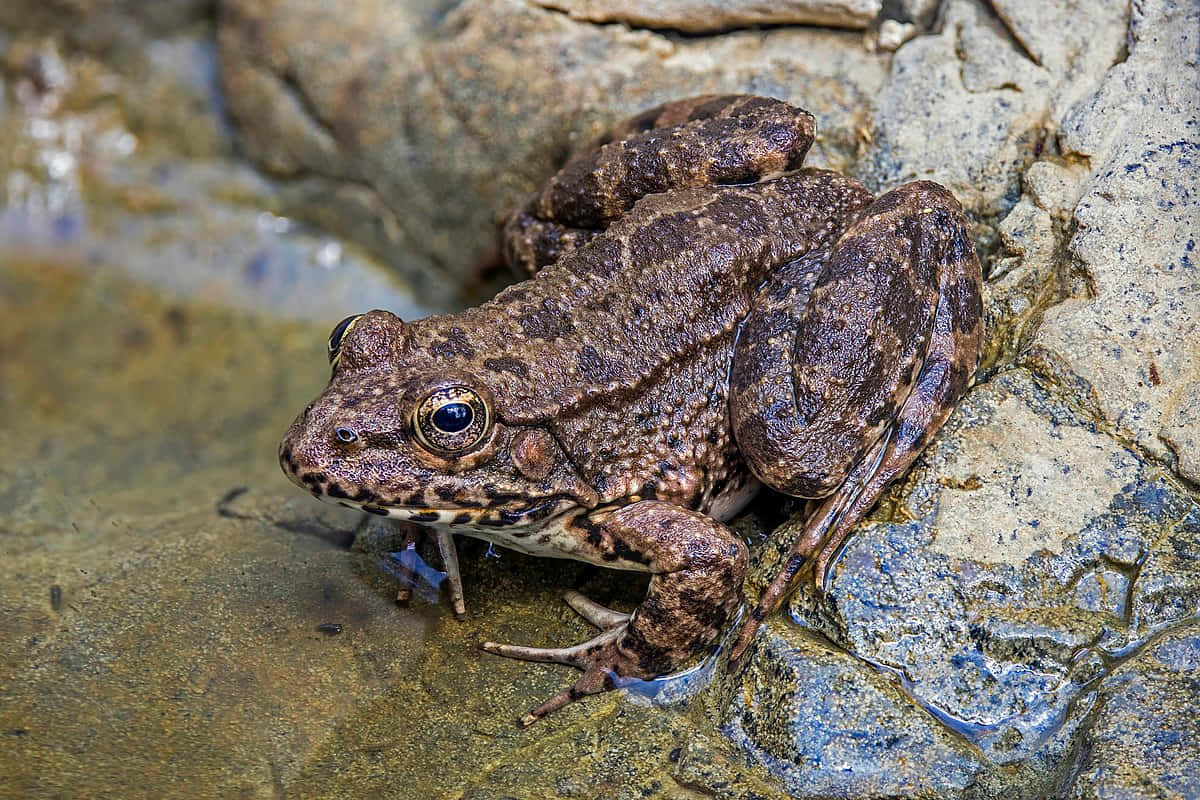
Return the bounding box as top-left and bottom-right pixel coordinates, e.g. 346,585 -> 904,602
327,314 -> 362,365
413,386 -> 491,455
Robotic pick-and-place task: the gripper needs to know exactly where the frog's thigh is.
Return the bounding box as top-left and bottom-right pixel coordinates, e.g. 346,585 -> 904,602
502,95 -> 815,275
586,501 -> 748,674
730,182 -> 963,498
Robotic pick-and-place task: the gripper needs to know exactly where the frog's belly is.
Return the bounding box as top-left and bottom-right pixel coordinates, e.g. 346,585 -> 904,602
456,512 -> 654,572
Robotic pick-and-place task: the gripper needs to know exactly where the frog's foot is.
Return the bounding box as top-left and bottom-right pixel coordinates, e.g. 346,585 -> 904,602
482,501 -> 747,726
482,625 -> 637,726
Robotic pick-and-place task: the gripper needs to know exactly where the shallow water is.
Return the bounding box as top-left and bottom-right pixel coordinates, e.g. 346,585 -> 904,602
0,256 -> 788,798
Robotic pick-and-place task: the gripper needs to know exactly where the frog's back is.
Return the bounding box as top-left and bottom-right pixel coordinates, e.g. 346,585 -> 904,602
412,170 -> 874,422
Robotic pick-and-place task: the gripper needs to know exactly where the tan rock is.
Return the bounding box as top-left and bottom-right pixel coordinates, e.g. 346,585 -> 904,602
1028,0 -> 1200,483
534,0 -> 882,32
933,393 -> 1138,565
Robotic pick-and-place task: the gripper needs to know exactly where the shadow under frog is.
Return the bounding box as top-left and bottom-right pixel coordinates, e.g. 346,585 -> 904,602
279,95 -> 984,725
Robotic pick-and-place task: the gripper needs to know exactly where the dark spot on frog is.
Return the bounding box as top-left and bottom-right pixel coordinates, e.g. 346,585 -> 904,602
429,327 -> 476,360
518,298 -> 576,340
946,274 -> 983,334
626,146 -> 669,193
325,483 -> 351,499
578,344 -> 621,383
434,485 -> 459,502
361,505 -> 389,516
483,356 -> 529,378
865,400 -> 897,427
604,536 -> 650,564
710,140 -> 760,184
409,511 -> 440,523
299,472 -> 326,488
628,210 -> 698,266
351,487 -> 381,504
577,235 -> 622,278
453,512 -> 473,524
316,622 -> 343,635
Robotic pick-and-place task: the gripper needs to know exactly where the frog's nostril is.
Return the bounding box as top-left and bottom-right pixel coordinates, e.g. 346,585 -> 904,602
335,426 -> 358,444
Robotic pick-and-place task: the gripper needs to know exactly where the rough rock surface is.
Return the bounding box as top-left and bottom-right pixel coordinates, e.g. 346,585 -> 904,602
216,0 -> 891,306
1,0 -> 1198,797
534,0 -> 883,32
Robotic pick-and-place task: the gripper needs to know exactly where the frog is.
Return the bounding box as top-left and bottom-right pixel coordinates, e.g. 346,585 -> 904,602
279,95 -> 984,726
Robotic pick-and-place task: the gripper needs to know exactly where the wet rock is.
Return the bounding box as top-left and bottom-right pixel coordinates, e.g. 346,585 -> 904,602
723,623 -> 983,797
217,0 -> 888,306
732,368 -> 1200,797
1065,620 -> 1200,798
533,0 -> 883,32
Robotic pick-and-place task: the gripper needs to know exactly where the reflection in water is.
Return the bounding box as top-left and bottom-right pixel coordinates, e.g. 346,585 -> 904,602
382,545 -> 447,606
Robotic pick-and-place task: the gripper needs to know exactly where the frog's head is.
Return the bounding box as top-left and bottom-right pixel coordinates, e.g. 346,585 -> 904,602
279,310 -> 598,530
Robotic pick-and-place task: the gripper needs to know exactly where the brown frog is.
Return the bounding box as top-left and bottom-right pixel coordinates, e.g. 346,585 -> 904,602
279,95 -> 984,725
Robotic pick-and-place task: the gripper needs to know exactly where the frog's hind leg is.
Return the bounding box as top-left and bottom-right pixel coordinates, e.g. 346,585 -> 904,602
481,501 -> 747,726
728,181 -> 983,660
503,95 -> 816,275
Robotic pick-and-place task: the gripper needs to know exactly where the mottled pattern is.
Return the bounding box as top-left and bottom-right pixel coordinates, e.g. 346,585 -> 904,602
279,94 -> 984,722
504,95 -> 816,275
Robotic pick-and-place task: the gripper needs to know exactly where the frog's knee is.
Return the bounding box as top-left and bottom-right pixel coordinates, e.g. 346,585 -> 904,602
741,449 -> 844,498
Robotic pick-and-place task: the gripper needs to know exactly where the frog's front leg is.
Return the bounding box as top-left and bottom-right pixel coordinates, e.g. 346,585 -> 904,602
481,501 -> 747,726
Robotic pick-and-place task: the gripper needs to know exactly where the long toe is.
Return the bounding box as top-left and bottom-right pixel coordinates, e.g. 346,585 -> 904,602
480,626 -> 624,668
563,590 -> 630,629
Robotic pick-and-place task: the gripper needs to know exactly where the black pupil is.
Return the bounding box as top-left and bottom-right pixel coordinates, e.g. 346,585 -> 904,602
432,402 -> 473,433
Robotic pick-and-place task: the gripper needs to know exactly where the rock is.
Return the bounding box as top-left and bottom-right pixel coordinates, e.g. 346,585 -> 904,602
1065,621 -> 1200,798
217,0 -> 889,306
0,0 -> 210,57
1025,0 -> 1200,485
863,0 -> 1125,216
731,368 -> 1200,797
874,19 -> 918,51
723,623 -> 983,797
533,0 -> 883,32
892,0 -> 943,28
